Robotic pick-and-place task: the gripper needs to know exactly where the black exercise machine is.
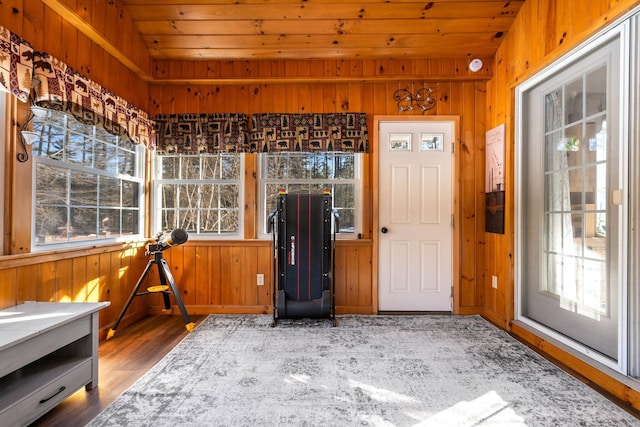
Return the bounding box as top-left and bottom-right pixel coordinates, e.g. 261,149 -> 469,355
269,190 -> 338,326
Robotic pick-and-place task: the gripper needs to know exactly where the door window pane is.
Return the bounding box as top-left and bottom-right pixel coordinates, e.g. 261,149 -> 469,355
542,69 -> 610,316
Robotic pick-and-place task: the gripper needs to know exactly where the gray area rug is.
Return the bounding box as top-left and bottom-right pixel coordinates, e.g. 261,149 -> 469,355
87,315 -> 639,426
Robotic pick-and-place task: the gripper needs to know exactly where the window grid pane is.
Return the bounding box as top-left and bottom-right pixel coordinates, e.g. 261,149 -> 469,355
260,153 -> 360,235
32,109 -> 142,246
156,154 -> 242,236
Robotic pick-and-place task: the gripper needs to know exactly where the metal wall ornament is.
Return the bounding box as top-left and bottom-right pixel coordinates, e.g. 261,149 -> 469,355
17,76 -> 43,163
393,87 -> 436,113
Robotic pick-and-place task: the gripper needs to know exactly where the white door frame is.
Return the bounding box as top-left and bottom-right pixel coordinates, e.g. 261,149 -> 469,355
372,115 -> 461,314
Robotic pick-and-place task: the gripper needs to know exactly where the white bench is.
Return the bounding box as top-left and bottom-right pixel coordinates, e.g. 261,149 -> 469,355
0,301 -> 110,427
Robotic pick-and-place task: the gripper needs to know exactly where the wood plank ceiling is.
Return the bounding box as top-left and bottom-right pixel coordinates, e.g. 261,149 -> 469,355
120,0 -> 525,61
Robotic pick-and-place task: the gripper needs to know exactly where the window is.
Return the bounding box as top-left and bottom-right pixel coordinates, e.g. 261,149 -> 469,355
32,108 -> 144,247
153,154 -> 243,237
258,152 -> 362,238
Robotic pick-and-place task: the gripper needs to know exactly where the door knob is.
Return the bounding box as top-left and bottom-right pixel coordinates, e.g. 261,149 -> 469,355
381,227 -> 388,234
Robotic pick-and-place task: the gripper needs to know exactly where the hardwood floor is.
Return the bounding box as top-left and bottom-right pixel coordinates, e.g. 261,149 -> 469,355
31,315 -> 205,427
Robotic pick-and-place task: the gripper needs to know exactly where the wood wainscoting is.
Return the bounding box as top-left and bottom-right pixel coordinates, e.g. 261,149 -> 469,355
0,242 -> 149,337
146,239 -> 374,316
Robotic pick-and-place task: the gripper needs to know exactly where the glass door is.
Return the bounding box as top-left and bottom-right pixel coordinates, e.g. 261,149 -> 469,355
519,32 -> 623,362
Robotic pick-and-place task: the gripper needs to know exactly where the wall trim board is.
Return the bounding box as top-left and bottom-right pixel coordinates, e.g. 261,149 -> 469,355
0,242 -> 146,269
511,321 -> 640,410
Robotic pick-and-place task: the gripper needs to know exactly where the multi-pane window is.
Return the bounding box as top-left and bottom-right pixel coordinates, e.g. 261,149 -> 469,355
154,154 -> 243,237
32,108 -> 144,247
259,152 -> 361,237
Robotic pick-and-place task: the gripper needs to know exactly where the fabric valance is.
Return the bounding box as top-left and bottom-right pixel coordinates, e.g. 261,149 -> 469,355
0,27 -> 34,102
250,113 -> 369,153
32,52 -> 152,147
153,113 -> 252,154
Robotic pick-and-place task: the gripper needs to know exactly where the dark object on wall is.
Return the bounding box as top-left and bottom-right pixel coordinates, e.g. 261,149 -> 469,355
486,190 -> 505,234
269,191 -> 338,326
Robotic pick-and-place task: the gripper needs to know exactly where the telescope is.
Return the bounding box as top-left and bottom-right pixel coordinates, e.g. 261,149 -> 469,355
109,227 -> 195,339
147,229 -> 189,254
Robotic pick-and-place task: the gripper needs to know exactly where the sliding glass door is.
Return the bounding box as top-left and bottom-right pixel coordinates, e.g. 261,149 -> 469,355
518,28 -> 625,363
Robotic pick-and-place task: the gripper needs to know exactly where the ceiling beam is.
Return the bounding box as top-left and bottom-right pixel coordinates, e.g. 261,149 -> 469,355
149,74 -> 492,86
39,0 -> 493,85
41,0 -> 154,81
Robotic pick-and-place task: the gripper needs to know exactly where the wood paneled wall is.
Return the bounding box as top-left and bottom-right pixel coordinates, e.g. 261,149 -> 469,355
485,0 -> 640,325
1,1 -> 152,110
146,240 -> 374,315
0,243 -> 149,335
485,0 -> 640,409
147,72 -> 488,316
1,3 -> 488,319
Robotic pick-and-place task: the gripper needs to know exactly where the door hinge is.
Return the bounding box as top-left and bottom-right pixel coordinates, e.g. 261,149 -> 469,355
451,214 -> 454,227
451,142 -> 455,154
451,286 -> 454,297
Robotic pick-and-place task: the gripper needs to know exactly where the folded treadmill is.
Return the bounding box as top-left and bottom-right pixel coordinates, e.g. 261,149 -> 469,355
269,191 -> 337,326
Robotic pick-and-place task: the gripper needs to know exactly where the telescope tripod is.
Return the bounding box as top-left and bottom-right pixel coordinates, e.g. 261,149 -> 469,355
107,250 -> 195,340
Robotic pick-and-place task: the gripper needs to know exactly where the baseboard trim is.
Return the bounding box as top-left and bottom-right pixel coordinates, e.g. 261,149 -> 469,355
148,305 -> 377,316
511,320 -> 640,413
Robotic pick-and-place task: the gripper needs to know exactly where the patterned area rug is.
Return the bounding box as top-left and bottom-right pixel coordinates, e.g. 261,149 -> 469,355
88,315 -> 639,426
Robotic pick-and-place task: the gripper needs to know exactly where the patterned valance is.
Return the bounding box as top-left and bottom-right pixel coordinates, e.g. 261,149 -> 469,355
153,113 -> 252,154
250,113 -> 369,153
0,26 -> 34,102
32,52 -> 152,147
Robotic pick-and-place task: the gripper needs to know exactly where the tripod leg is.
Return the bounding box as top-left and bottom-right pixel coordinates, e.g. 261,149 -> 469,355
156,262 -> 172,310
107,259 -> 155,340
159,259 -> 195,332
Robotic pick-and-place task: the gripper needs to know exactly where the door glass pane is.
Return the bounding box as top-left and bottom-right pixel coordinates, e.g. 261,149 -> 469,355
565,77 -> 583,124
520,34 -> 620,362
586,67 -> 607,117
543,72 -> 609,316
545,89 -> 563,132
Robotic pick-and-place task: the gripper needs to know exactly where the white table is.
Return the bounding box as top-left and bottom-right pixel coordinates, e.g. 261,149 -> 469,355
0,301 -> 110,427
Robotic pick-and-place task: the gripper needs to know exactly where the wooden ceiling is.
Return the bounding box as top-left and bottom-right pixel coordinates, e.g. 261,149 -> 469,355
120,0 -> 525,61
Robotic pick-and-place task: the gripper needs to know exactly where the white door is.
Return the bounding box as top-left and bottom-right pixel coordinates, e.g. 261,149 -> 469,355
378,120 -> 454,311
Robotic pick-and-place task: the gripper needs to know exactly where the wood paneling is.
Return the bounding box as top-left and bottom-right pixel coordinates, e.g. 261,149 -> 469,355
3,0 -> 152,108
3,3 -> 488,321
485,0 -> 640,410
120,0 -> 523,61
151,57 -> 493,85
0,243 -> 149,331
145,74 -> 486,316
485,0 -> 640,326
3,0 -> 639,409
146,240 -> 376,314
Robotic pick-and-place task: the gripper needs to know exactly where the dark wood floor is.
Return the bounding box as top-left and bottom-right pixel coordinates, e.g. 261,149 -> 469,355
31,314 -> 205,427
